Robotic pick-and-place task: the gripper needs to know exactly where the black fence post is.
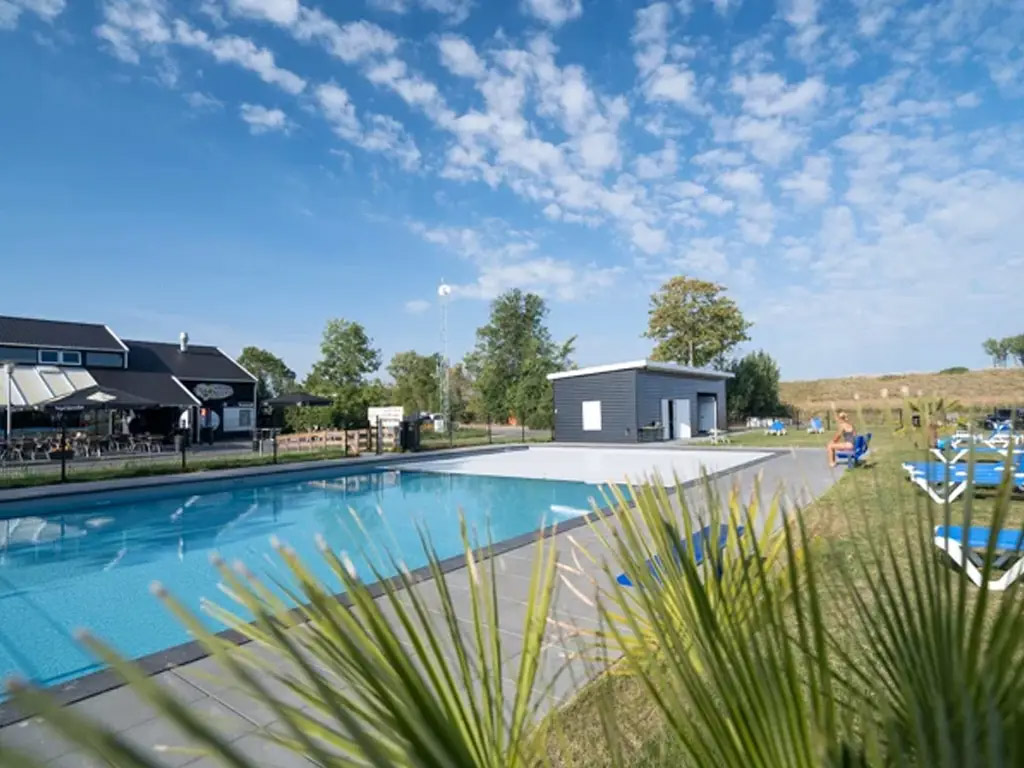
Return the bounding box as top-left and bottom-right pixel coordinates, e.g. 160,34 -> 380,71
488,419 -> 492,444
343,422 -> 349,457
59,417 -> 67,484
181,436 -> 187,472
521,422 -> 526,443
272,431 -> 278,464
376,417 -> 382,455
448,416 -> 454,448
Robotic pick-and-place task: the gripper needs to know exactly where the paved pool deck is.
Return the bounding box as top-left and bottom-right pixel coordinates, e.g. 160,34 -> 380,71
0,446 -> 839,767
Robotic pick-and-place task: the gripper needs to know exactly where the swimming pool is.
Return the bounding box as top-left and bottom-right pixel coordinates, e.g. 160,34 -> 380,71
0,466 -> 605,688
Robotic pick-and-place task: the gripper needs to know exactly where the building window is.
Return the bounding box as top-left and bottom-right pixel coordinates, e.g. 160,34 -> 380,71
38,350 -> 82,366
238,409 -> 252,428
582,400 -> 602,431
85,351 -> 124,368
0,346 -> 37,363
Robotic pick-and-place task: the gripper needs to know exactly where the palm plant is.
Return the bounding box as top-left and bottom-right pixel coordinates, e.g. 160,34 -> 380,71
2,520 -> 561,767
5,464 -> 1024,767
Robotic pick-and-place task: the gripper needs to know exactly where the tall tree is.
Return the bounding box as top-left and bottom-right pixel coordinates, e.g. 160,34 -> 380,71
983,338 -> 1009,367
645,276 -> 751,368
236,346 -> 296,401
467,290 -> 574,428
727,351 -> 781,421
1006,334 -> 1024,367
302,318 -> 382,425
388,351 -> 441,414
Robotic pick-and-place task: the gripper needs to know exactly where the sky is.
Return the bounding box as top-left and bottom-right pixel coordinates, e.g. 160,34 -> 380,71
1,0 -> 1023,381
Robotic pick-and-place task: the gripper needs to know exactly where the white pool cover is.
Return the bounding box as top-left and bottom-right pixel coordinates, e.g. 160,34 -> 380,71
396,446 -> 769,487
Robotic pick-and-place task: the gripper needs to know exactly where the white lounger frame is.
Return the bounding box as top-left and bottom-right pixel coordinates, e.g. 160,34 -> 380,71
933,531 -> 1024,591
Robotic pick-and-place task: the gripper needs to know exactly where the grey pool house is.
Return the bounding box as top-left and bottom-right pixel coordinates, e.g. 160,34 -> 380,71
547,360 -> 733,443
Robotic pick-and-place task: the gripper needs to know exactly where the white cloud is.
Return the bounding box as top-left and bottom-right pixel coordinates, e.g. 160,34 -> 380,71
404,299 -> 431,314
631,222 -> 668,254
315,82 -> 421,169
635,141 -> 677,179
578,131 -> 620,172
730,116 -> 802,165
293,14 -> 398,63
0,0 -> 64,30
368,0 -> 473,23
95,0 -> 171,63
955,92 -> 981,108
632,2 -> 671,76
780,154 -> 831,205
174,21 -> 306,93
718,167 -> 763,197
239,103 -> 291,134
184,90 -> 222,111
692,148 -> 745,166
227,0 -> 298,25
677,237 -> 729,276
520,0 -> 582,27
697,193 -> 734,215
438,35 -> 485,78
730,73 -> 827,117
644,64 -> 698,108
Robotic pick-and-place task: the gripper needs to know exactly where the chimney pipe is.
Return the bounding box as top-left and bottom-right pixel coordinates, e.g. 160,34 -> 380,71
179,332 -> 189,353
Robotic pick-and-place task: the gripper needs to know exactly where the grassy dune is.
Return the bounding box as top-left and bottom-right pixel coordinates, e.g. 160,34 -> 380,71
780,367 -> 1024,412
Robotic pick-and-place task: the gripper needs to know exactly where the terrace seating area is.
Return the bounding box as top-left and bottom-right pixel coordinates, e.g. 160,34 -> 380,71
0,431 -> 168,464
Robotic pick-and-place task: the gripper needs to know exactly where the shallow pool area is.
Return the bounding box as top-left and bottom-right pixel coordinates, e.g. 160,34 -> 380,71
0,465 -> 604,688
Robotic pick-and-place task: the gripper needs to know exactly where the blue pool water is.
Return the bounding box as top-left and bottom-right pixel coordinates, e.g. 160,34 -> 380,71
0,467 -> 603,688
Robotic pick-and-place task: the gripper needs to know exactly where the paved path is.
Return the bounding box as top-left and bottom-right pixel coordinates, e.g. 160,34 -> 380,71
0,448 -> 836,767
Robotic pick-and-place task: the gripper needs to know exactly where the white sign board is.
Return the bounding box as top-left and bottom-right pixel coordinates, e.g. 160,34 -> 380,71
368,406 -> 404,427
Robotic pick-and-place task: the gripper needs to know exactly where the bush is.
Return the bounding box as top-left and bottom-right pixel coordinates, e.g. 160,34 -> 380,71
939,366 -> 970,374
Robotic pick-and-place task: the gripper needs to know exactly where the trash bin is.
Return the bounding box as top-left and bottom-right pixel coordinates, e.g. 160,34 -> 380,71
911,414 -> 921,428
399,420 -> 421,451
174,433 -> 186,452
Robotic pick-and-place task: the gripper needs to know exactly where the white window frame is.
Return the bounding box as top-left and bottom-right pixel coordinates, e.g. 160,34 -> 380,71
582,400 -> 602,432
38,350 -> 82,366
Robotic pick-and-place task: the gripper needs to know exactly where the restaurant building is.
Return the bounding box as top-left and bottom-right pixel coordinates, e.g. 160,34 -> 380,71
0,315 -> 256,441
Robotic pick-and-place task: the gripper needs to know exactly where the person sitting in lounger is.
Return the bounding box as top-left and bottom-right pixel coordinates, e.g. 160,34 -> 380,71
827,412 -> 856,468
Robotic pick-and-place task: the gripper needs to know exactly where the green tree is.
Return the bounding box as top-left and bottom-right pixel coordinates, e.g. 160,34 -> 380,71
983,337 -> 1009,367
467,290 -> 574,429
236,346 -> 297,401
302,318 -> 382,425
1006,334 -> 1024,367
726,350 -> 781,421
388,351 -> 441,415
646,276 -> 751,368
449,362 -> 476,423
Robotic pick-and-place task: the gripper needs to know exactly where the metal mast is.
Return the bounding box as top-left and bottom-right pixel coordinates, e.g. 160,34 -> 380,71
438,281 -> 452,433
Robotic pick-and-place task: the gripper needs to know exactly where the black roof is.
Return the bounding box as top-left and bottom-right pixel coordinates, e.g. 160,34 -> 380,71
123,340 -> 254,382
44,385 -> 158,411
0,315 -> 124,352
90,369 -> 201,407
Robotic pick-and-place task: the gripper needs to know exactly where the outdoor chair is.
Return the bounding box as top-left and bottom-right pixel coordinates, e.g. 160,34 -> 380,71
616,524 -> 744,587
806,417 -> 824,434
903,459 -> 1024,504
930,441 -> 1024,465
834,433 -> 872,468
933,525 -> 1024,591
764,420 -> 787,436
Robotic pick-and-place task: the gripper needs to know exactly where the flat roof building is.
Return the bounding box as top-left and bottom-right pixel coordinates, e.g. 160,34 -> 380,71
547,359 -> 733,444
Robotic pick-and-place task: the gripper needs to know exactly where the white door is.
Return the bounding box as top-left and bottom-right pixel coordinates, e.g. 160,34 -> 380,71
698,397 -> 717,433
673,398 -> 691,439
661,399 -> 671,440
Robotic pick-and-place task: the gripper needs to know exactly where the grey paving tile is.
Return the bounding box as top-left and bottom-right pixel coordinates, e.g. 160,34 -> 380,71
0,716 -> 76,762
45,749 -> 107,767
225,732 -> 315,767
64,687 -> 159,734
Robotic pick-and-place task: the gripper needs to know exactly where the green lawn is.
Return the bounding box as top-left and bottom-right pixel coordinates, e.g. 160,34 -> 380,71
539,425 -> 1024,766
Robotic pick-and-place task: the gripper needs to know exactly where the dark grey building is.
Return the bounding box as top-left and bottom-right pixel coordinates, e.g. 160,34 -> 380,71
548,360 -> 732,444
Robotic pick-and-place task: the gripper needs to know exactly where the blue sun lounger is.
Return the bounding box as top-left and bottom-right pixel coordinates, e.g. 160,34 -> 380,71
934,525 -> 1024,590
764,420 -> 786,436
806,417 -> 824,434
834,433 -> 871,468
930,441 -> 1024,465
903,460 -> 1024,503
616,524 -> 743,587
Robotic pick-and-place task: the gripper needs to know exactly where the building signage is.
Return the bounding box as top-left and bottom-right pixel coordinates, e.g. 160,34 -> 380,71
368,405 -> 404,427
194,383 -> 234,401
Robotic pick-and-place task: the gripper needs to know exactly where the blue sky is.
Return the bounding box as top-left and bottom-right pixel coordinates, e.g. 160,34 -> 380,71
1,0 -> 1022,381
